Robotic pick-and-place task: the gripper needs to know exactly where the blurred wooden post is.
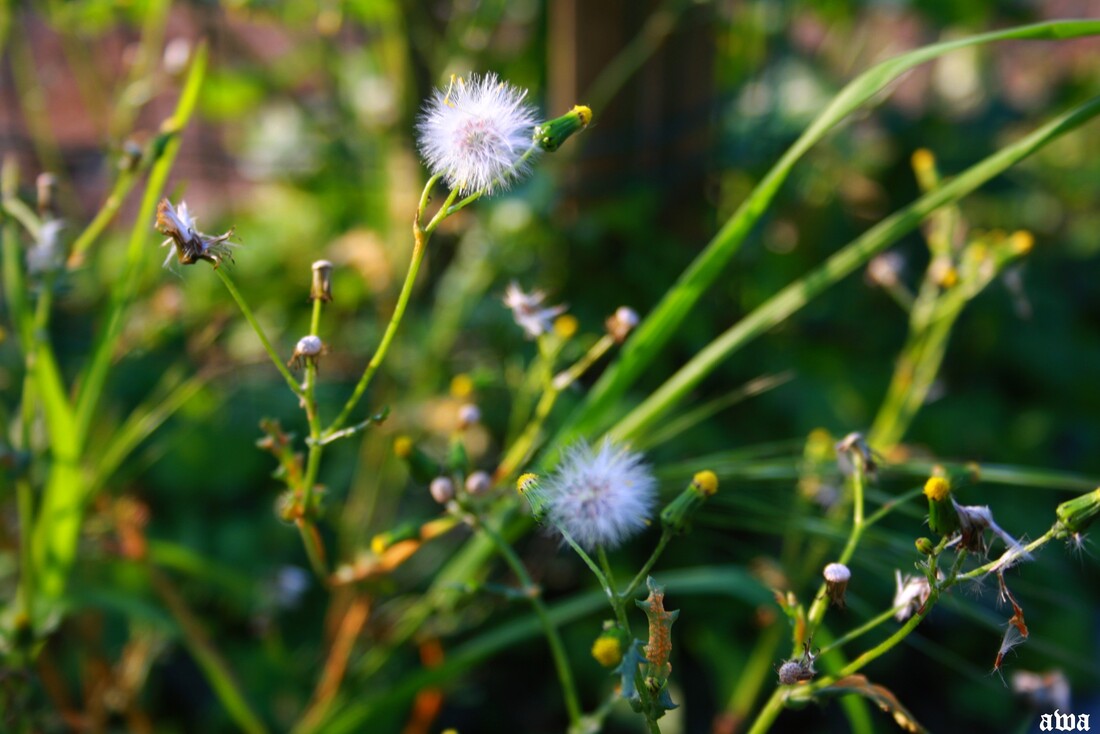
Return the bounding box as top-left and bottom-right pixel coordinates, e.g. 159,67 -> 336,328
547,0 -> 714,219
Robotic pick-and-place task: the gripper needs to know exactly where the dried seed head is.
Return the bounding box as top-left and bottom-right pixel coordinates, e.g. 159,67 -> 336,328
288,335 -> 325,369
823,562 -> 851,608
36,173 -> 57,217
503,282 -> 566,339
155,198 -> 236,269
429,476 -> 455,504
605,306 -> 640,343
465,470 -> 492,496
311,259 -> 334,301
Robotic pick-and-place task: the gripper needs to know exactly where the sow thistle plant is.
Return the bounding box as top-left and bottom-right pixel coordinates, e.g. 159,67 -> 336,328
4,18 -> 1100,734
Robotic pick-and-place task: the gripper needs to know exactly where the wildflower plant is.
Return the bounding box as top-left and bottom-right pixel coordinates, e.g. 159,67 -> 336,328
2,10 -> 1100,734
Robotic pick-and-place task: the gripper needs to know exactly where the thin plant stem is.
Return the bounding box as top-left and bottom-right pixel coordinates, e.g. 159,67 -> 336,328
816,604 -> 906,658
745,687 -> 788,734
215,267 -> 303,397
623,530 -> 672,600
477,521 -> 582,726
297,296 -> 329,581
597,546 -> 631,632
147,566 -> 269,734
325,185 -> 458,436
17,478 -> 35,620
559,528 -> 613,602
804,457 -> 866,643
67,165 -> 138,267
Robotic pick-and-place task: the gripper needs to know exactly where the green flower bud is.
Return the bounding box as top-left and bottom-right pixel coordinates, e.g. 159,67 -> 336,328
534,105 -> 592,152
924,476 -> 959,537
915,537 -> 936,555
1054,487 -> 1100,538
517,473 -> 550,523
660,470 -> 718,535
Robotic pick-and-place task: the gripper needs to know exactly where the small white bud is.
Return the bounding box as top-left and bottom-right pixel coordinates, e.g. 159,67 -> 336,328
430,476 -> 455,504
457,403 -> 481,429
465,470 -> 492,496
605,306 -> 640,343
288,335 -> 325,369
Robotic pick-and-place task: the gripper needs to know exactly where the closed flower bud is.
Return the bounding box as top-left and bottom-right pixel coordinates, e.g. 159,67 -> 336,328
1054,487 -> 1100,539
605,306 -> 640,343
465,470 -> 492,496
915,537 -> 935,555
822,562 -> 851,608
591,633 -> 624,668
923,476 -> 959,537
516,472 -> 549,523
430,476 -> 456,504
534,105 -> 593,152
311,259 -> 334,301
660,470 -> 719,535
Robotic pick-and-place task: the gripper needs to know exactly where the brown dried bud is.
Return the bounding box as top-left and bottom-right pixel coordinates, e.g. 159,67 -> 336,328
605,306 -> 640,343
36,173 -> 58,217
311,259 -> 334,302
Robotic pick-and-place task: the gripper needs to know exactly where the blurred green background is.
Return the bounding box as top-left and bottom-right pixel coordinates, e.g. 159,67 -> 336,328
2,1 -> 1099,732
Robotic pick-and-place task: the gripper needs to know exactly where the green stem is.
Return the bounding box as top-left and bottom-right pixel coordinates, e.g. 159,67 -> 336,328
597,547 -> 631,632
745,688 -> 787,734
804,457 -> 865,644
559,528 -> 614,603
297,296 -> 328,580
478,521 -> 582,726
215,267 -> 303,397
623,531 -> 672,600
325,187 -> 456,436
16,478 -> 35,620
67,166 -> 138,266
148,566 -> 269,734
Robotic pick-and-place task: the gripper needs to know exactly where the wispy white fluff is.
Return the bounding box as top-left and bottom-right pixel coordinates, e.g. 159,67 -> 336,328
545,438 -> 657,551
416,73 -> 539,195
503,281 -> 566,339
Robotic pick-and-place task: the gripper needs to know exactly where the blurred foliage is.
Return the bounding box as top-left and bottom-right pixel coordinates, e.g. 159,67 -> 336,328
1,1 -> 1099,732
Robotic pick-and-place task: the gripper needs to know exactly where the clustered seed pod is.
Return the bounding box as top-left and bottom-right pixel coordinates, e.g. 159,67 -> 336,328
822,562 -> 851,608
311,260 -> 334,302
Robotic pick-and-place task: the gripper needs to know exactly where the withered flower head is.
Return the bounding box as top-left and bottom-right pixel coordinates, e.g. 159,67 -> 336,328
156,198 -> 236,268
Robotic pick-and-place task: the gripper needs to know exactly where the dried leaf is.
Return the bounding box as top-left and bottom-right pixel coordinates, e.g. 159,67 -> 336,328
817,675 -> 927,733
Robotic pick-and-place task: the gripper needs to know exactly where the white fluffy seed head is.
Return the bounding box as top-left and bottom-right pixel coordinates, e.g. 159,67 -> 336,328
545,437 -> 657,551
416,73 -> 540,196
